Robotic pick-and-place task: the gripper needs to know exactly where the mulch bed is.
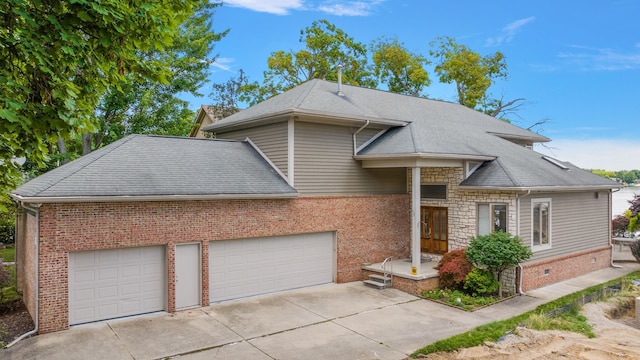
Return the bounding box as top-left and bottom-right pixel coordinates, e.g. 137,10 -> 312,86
0,299 -> 34,346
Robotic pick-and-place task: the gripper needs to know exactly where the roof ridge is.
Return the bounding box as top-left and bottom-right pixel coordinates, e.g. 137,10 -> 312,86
408,122 -> 421,152
292,79 -> 320,108
494,157 -> 522,187
27,135 -> 139,197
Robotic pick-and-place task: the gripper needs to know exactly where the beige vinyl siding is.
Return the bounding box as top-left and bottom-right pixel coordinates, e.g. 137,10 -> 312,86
294,121 -> 406,194
519,191 -> 611,262
355,127 -> 385,148
216,122 -> 289,176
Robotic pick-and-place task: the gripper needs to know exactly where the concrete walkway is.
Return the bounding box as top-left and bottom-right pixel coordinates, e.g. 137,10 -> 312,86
3,262 -> 639,360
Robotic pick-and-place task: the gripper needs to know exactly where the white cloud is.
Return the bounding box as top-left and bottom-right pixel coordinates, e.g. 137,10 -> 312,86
535,138 -> 640,171
486,16 -> 535,46
210,57 -> 234,72
223,0 -> 303,15
222,0 -> 383,16
558,45 -> 640,71
317,0 -> 384,16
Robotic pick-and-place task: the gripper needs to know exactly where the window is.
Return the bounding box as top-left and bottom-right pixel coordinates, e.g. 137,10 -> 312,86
421,184 -> 447,200
477,204 -> 507,236
531,198 -> 551,250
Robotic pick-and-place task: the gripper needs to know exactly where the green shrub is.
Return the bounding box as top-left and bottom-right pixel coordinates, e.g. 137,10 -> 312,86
466,231 -> 532,297
437,249 -> 473,290
464,268 -> 499,296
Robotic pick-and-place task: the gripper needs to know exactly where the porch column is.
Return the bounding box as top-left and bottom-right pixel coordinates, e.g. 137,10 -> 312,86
411,167 -> 421,275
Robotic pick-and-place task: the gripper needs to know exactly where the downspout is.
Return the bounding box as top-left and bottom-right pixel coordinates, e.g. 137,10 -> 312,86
515,190 -> 531,295
353,120 -> 370,156
609,188 -> 623,268
6,202 -> 41,348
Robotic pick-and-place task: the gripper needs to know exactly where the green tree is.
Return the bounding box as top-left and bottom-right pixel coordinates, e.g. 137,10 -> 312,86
240,19 -> 376,105
370,37 -> 430,97
0,0 -> 207,205
430,36 -> 508,109
210,69 -> 250,118
80,2 -> 228,154
466,231 -> 532,297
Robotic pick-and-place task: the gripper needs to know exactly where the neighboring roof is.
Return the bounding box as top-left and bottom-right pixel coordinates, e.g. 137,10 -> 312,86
189,105 -> 219,138
12,135 -> 297,202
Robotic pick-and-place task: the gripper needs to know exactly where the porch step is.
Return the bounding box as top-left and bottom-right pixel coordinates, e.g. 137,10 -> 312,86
363,274 -> 393,289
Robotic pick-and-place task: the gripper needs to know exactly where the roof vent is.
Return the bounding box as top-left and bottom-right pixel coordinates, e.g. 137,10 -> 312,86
542,155 -> 569,170
337,64 -> 344,96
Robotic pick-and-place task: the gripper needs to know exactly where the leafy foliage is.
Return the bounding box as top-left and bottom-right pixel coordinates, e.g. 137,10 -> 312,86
370,37 -> 430,97
591,169 -> 640,185
629,240 -> 640,263
0,206 -> 15,244
464,268 -> 499,297
0,262 -> 9,302
430,36 -> 507,109
436,249 -> 473,290
422,288 -> 498,311
0,0 -> 210,204
210,69 -> 249,118
240,20 -> 376,105
466,231 -> 532,297
612,214 -> 631,237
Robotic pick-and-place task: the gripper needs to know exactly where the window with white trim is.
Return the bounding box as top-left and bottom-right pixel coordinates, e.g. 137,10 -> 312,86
477,204 -> 507,236
531,198 -> 551,250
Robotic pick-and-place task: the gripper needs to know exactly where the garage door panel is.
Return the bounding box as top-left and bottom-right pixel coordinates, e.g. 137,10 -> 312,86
209,233 -> 334,302
69,246 -> 166,325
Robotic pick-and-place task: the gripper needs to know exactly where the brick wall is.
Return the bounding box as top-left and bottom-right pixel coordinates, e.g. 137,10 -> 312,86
31,194 -> 410,333
17,211 -> 37,321
521,246 -> 611,291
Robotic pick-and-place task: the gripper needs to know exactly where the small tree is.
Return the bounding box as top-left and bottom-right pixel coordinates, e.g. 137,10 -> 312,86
436,249 -> 473,290
466,231 -> 532,297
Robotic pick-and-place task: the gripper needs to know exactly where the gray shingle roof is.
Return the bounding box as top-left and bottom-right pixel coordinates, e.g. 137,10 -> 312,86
206,79 -> 615,190
12,135 -> 296,200
205,79 -> 549,144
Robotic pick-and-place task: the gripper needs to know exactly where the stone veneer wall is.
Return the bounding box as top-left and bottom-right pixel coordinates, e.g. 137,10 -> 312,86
408,167 -> 519,293
27,194 -> 411,333
408,167 -> 517,250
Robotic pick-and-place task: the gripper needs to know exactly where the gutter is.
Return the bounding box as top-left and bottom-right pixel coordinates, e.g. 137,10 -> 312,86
6,202 -> 41,348
515,190 -> 531,295
10,192 -> 299,204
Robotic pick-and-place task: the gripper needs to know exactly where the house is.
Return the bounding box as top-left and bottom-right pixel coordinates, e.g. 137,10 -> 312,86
12,79 -> 619,334
188,105 -> 219,138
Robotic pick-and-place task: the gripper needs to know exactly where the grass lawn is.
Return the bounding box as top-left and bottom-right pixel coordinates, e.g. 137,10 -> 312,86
0,247 -> 15,263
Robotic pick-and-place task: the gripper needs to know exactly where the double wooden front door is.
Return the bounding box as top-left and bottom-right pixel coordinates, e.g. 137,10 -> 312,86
420,207 -> 448,254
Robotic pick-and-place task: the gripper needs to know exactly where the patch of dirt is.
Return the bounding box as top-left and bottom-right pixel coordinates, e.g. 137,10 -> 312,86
0,300 -> 34,346
420,296 -> 640,359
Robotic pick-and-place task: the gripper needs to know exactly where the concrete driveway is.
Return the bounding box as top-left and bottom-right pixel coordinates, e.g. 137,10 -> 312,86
3,264 -> 639,360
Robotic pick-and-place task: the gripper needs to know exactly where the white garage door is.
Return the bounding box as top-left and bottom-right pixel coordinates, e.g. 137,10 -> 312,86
209,232 -> 334,302
69,246 -> 166,325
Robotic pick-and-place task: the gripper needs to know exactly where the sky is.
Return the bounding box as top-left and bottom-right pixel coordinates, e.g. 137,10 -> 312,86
188,0 -> 640,171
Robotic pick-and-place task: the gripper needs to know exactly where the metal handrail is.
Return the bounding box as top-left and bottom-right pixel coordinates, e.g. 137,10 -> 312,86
381,256 -> 393,287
